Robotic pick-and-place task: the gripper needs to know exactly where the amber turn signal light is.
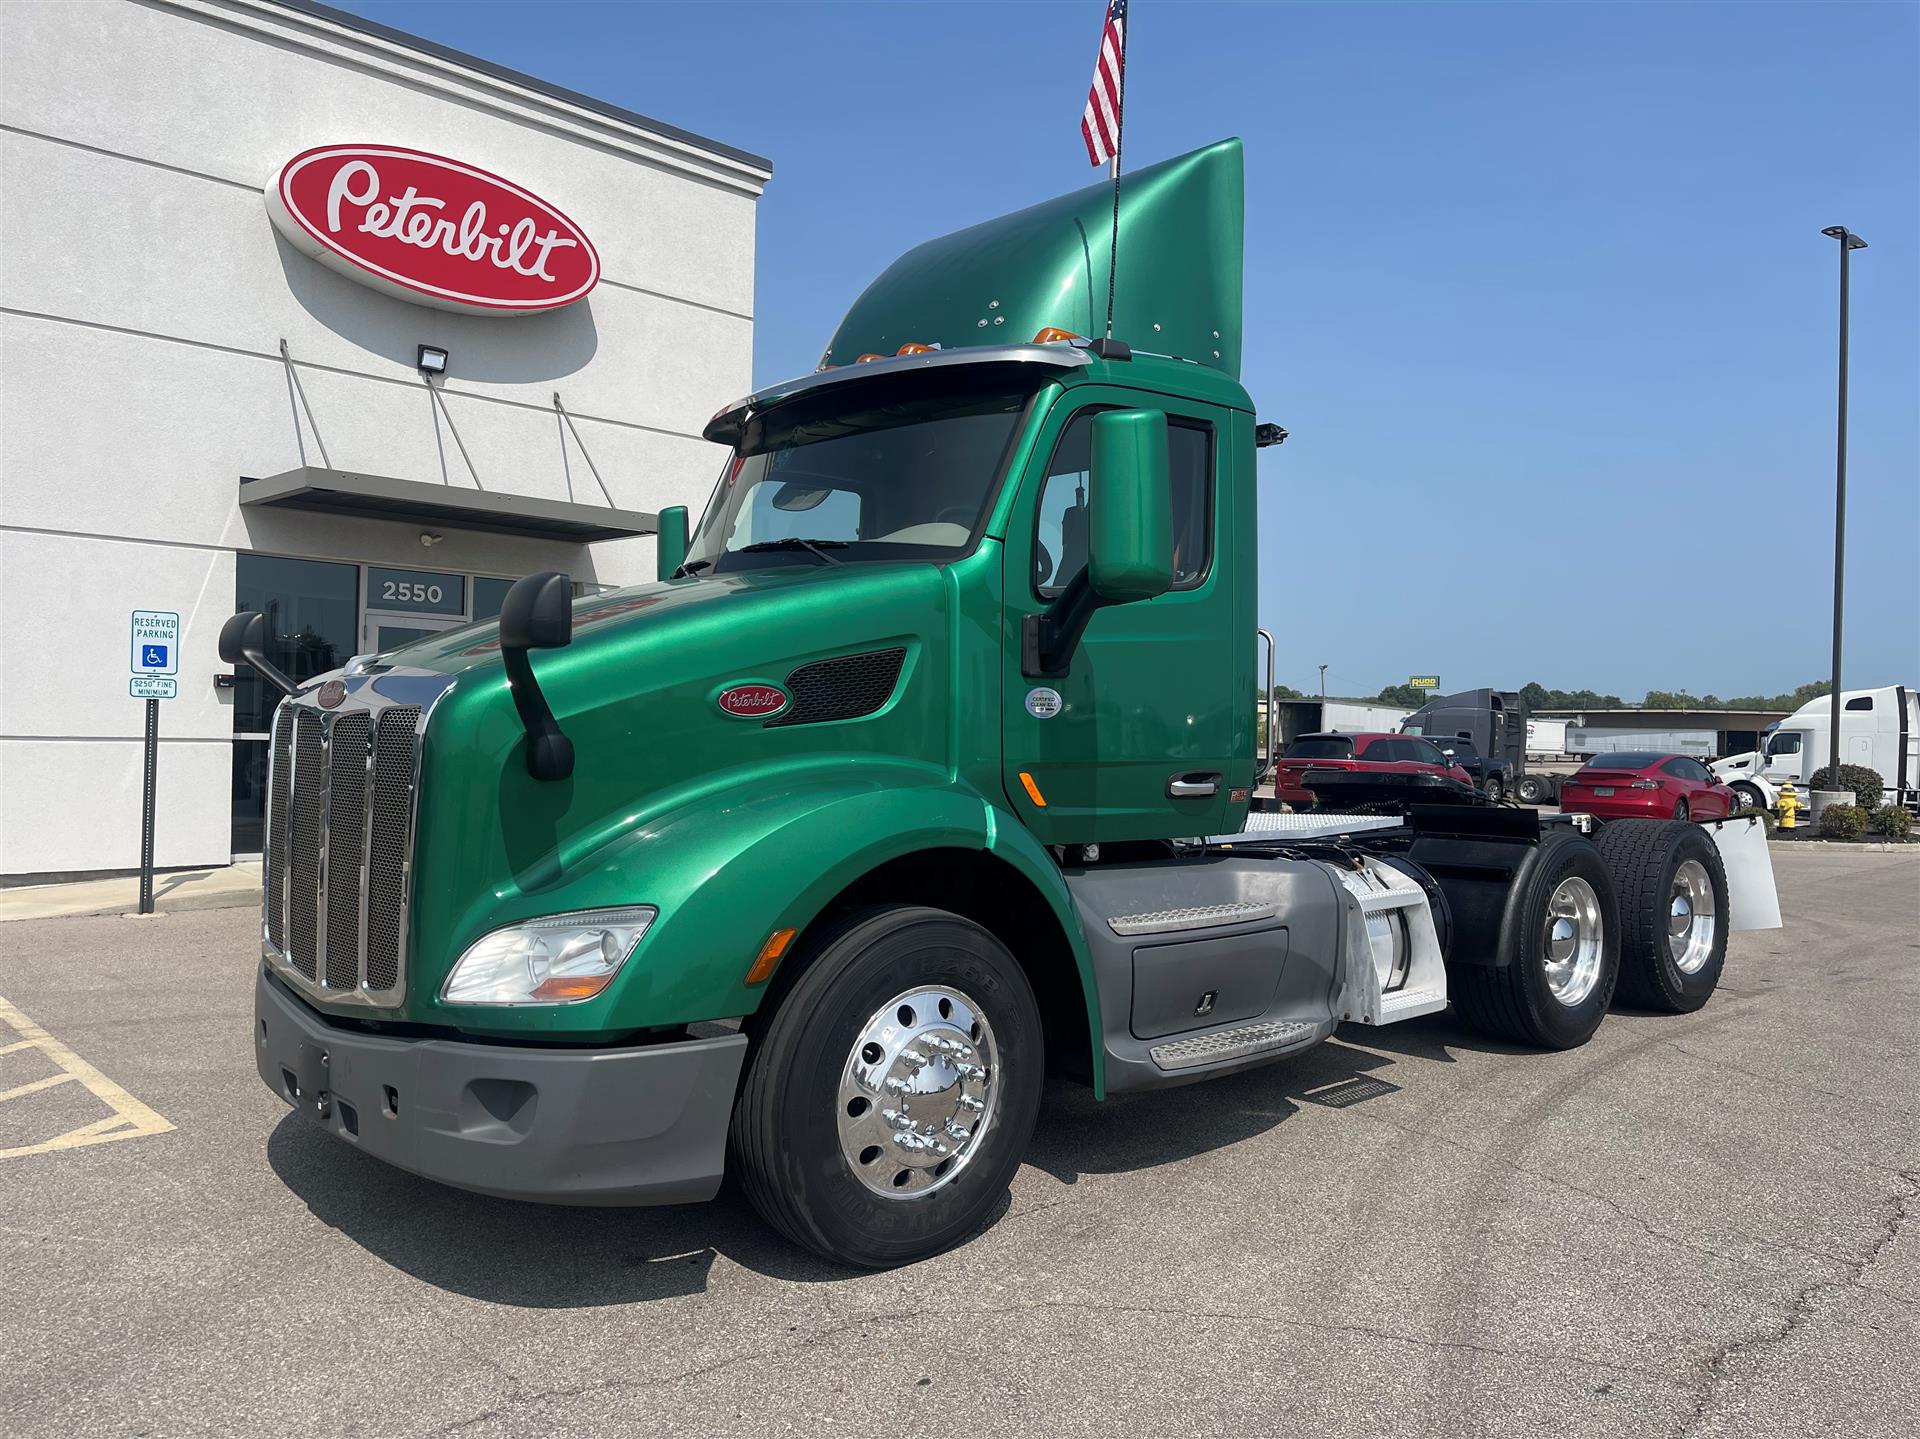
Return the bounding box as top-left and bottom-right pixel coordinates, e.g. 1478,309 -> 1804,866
744,927 -> 798,986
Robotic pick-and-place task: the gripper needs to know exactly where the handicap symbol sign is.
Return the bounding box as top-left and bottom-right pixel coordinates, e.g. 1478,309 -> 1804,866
130,610 -> 180,675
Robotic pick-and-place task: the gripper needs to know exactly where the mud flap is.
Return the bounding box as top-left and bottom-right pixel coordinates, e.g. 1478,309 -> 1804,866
1704,815 -> 1781,932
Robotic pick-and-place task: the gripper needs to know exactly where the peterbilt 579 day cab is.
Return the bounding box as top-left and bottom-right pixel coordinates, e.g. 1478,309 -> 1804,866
224,142 -> 1781,1268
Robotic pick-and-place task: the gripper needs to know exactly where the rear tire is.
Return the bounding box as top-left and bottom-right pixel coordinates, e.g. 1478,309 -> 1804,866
1596,820 -> 1728,1012
1449,831 -> 1620,1049
1484,775 -> 1505,802
1673,798 -> 1691,822
730,905 -> 1043,1269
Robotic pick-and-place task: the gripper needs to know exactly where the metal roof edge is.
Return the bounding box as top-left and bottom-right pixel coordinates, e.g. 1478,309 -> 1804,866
257,0 -> 773,177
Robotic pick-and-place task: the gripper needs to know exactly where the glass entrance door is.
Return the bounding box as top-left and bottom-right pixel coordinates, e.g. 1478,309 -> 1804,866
364,615 -> 463,653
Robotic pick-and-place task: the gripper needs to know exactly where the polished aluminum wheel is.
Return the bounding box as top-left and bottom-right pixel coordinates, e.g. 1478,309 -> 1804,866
1667,859 -> 1717,974
1541,875 -> 1605,1006
837,985 -> 999,1199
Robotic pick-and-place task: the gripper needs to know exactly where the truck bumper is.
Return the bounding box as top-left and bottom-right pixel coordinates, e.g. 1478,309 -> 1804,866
254,969 -> 746,1206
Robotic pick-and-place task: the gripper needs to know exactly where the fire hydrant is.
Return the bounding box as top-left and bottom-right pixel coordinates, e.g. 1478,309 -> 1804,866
1777,781 -> 1800,830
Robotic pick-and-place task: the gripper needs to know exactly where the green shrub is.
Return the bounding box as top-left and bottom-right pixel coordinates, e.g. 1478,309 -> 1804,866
1819,803 -> 1866,839
1809,763 -> 1885,810
1731,804 -> 1777,832
1870,805 -> 1913,839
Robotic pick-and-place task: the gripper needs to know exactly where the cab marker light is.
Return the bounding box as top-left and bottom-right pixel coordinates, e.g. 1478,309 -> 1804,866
1033,327 -> 1083,345
855,353 -> 887,363
895,342 -> 939,355
745,927 -> 798,986
1018,771 -> 1048,807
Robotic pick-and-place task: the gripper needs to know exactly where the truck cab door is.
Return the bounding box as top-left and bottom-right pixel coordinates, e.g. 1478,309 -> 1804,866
999,391 -> 1243,844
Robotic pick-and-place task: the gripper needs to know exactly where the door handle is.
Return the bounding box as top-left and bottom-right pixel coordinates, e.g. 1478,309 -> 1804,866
1168,773 -> 1220,799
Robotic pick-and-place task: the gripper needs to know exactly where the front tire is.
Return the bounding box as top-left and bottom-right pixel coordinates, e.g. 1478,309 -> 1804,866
730,906 -> 1043,1268
1597,820 -> 1729,1012
1449,831 -> 1620,1048
1731,782 -> 1765,813
1516,774 -> 1545,805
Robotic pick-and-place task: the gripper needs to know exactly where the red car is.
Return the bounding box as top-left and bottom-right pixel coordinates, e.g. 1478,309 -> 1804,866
1271,731 -> 1474,806
1558,752 -> 1736,822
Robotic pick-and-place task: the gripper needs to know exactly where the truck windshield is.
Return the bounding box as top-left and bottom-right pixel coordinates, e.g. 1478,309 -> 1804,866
683,386 -> 1031,575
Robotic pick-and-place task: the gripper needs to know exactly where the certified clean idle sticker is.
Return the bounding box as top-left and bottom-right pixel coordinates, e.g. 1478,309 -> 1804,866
1024,687 -> 1063,719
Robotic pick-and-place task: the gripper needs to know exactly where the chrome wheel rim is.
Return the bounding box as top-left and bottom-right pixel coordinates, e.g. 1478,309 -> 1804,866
837,985 -> 999,1199
1541,876 -> 1605,1006
1667,859 -> 1717,974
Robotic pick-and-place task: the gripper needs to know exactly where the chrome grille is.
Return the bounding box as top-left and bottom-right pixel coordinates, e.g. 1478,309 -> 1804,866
365,709 -> 419,994
287,712 -> 324,981
262,688 -> 425,1008
323,713 -> 370,989
264,708 -> 293,952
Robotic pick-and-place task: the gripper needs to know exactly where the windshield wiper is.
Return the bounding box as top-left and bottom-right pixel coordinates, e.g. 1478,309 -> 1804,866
673,558 -> 714,577
736,537 -> 849,565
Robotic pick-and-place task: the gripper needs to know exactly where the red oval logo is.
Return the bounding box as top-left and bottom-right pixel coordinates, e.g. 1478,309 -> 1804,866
717,684 -> 789,718
316,680 -> 347,710
266,145 -> 600,316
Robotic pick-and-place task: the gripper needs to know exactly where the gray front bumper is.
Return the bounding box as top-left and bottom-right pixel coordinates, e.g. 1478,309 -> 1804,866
255,969 -> 746,1206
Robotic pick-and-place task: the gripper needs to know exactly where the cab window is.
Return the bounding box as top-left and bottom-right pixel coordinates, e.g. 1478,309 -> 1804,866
1766,732 -> 1803,757
1406,738 -> 1447,767
1034,409 -> 1213,597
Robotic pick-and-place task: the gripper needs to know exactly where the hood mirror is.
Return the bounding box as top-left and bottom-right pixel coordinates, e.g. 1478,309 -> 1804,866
498,572 -> 574,782
217,612 -> 297,697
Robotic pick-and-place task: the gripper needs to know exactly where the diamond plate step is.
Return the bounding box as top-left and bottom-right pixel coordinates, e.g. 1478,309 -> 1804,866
1107,901 -> 1276,937
1374,986 -> 1448,1023
1149,1019 -> 1316,1071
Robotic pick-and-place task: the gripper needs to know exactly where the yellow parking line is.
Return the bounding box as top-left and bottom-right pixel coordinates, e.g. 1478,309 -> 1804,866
0,993 -> 174,1160
0,1072 -> 79,1103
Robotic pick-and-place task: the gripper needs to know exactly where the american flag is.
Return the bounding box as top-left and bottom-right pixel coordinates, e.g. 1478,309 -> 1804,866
1080,0 -> 1128,168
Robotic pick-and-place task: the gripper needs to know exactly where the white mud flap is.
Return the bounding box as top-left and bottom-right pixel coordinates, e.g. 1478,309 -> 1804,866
1704,814 -> 1782,932
1332,860 -> 1449,1025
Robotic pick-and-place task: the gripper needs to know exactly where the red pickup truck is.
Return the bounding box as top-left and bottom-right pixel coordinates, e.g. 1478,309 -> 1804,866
1272,731 -> 1475,807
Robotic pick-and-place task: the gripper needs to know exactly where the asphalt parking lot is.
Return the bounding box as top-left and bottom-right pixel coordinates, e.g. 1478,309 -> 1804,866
2,845 -> 1914,1438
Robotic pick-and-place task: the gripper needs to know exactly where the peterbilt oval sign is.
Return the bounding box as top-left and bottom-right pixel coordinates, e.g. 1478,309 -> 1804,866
265,145 -> 600,316
716,684 -> 790,719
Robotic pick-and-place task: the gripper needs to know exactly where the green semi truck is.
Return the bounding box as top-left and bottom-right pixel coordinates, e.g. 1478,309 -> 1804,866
225,140 -> 1780,1268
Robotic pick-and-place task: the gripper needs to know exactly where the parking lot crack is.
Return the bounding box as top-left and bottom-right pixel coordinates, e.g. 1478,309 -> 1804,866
1673,1168 -> 1918,1437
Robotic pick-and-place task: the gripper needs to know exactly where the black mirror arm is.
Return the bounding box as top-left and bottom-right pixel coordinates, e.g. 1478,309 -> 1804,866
502,647 -> 575,782
497,572 -> 575,782
218,612 -> 298,697
1020,573 -> 1102,678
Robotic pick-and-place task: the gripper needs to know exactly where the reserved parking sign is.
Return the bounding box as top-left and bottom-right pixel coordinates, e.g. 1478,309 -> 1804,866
131,611 -> 180,676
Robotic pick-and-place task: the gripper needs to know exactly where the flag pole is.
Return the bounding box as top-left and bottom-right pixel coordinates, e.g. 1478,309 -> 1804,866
1103,6 -> 1127,340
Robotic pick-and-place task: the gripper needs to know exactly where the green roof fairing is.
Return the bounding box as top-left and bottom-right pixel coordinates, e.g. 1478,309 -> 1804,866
822,138 -> 1245,379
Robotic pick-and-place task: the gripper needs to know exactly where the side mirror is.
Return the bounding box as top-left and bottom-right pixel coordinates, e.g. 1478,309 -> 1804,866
217,611 -> 297,697
1021,409 -> 1173,677
498,572 -> 572,651
498,572 -> 574,781
656,505 -> 690,581
1086,409 -> 1173,602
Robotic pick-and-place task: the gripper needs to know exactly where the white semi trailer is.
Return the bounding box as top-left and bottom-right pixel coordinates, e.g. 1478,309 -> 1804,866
1711,685 -> 1918,812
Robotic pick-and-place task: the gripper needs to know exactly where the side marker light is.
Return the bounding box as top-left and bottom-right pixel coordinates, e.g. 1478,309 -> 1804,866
1018,771 -> 1047,807
745,927 -> 798,985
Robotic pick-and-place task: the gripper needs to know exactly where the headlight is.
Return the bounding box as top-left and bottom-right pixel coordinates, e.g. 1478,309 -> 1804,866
441,906 -> 656,1006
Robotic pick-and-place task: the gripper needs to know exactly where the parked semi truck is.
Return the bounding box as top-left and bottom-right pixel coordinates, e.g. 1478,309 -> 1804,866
1711,685 -> 1918,813
1400,688 -> 1566,804
223,141 -> 1780,1268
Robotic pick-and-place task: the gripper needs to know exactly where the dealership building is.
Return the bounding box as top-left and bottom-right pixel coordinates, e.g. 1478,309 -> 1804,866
0,0 -> 771,879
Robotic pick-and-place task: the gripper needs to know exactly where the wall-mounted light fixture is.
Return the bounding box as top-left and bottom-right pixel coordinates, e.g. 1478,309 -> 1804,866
416,344 -> 449,376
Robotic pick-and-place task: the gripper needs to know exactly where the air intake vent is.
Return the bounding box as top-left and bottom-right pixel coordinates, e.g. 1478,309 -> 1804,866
766,648 -> 906,728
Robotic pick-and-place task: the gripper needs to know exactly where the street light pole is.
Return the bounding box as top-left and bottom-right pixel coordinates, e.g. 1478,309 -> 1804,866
1819,225 -> 1867,795
1318,664 -> 1327,704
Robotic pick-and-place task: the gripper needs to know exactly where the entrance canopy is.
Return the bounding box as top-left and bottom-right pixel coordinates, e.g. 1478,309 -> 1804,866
239,467 -> 660,544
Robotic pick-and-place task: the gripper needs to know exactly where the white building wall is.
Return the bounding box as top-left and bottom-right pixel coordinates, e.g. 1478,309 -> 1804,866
0,0 -> 769,877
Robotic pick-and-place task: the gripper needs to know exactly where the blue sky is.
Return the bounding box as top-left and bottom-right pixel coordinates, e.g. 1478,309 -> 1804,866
335,0 -> 1917,701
